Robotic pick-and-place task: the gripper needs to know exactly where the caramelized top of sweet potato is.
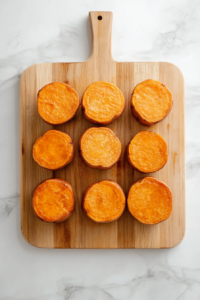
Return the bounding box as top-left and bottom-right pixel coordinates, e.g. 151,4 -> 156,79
33,179 -> 75,222
79,127 -> 121,169
131,79 -> 172,126
38,82 -> 80,125
127,177 -> 172,225
82,180 -> 126,223
127,131 -> 167,173
33,130 -> 74,170
82,81 -> 125,125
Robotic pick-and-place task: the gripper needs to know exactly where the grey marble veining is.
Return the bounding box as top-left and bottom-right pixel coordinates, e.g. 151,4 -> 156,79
0,0 -> 200,299
0,194 -> 19,223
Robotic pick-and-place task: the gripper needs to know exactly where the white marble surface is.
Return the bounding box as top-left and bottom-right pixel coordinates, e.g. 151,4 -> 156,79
0,0 -> 200,299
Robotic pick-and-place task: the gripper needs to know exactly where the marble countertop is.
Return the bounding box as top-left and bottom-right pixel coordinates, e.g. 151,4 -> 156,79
1,0 -> 200,299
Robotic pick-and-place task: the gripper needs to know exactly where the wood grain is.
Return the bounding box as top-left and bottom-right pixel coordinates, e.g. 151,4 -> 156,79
20,11 -> 185,248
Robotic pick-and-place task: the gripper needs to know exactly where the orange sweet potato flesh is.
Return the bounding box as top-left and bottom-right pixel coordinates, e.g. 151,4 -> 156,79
131,79 -> 172,126
37,82 -> 80,125
127,131 -> 167,173
33,179 -> 75,222
33,130 -> 74,170
82,180 -> 126,223
79,127 -> 121,169
82,81 -> 125,125
128,177 -> 172,224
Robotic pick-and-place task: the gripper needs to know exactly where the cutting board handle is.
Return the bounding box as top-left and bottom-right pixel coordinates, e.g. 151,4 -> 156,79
89,11 -> 113,62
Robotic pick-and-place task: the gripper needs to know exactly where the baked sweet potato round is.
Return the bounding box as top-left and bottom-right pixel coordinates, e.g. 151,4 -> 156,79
79,127 -> 121,169
131,79 -> 172,126
127,177 -> 172,224
33,179 -> 75,222
37,82 -> 80,125
127,131 -> 167,173
82,81 -> 125,125
82,180 -> 126,223
33,130 -> 74,170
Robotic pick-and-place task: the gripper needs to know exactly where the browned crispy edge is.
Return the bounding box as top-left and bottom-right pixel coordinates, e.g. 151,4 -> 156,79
82,180 -> 126,223
127,176 -> 172,225
81,82 -> 125,125
127,131 -> 168,173
131,81 -> 173,127
79,127 -> 122,170
37,82 -> 80,125
32,178 -> 75,223
33,129 -> 74,170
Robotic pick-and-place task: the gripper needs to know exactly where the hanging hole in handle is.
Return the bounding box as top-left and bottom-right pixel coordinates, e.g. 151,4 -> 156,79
97,16 -> 102,20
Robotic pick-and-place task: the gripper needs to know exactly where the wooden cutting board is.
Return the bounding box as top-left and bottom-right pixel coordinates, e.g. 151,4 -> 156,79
20,11 -> 185,248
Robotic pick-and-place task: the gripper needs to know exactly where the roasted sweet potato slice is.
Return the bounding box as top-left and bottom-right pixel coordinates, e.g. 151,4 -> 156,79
82,81 -> 125,125
131,79 -> 172,126
127,131 -> 167,173
82,180 -> 126,223
33,179 -> 75,222
79,127 -> 121,169
127,177 -> 172,224
33,130 -> 74,170
37,82 -> 80,125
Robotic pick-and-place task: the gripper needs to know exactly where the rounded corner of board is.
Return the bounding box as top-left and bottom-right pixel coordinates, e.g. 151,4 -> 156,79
21,228 -> 42,248
160,62 -> 184,83
167,231 -> 186,249
20,64 -> 36,83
